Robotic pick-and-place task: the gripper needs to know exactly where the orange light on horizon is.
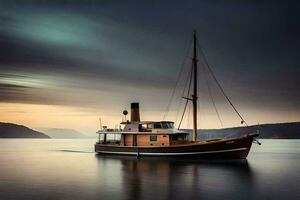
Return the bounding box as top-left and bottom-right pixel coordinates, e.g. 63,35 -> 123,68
1,102 -> 299,136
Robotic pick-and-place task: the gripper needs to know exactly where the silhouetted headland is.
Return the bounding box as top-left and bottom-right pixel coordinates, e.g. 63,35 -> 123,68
0,122 -> 50,138
190,122 -> 300,139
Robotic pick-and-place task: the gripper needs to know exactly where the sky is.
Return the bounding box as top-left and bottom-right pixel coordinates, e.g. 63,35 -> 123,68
0,0 -> 299,135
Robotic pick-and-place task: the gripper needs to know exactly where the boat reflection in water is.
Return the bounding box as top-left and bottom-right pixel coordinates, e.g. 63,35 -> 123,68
95,155 -> 255,200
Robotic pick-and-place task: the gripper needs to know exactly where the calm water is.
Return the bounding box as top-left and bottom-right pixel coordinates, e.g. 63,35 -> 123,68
0,139 -> 299,200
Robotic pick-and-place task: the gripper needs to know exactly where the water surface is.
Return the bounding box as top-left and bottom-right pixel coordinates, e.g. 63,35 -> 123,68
0,139 -> 299,200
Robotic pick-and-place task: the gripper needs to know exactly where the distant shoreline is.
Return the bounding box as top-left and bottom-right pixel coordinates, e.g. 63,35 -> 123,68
1,121 -> 299,139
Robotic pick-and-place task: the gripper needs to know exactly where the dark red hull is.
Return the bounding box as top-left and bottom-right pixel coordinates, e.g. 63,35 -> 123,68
95,133 -> 258,159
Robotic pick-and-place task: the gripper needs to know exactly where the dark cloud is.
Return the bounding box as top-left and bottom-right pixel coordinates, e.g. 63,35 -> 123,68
0,0 -> 299,120
0,83 -> 35,103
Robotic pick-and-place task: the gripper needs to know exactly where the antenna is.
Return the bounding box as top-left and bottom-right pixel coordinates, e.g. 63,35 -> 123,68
99,117 -> 102,131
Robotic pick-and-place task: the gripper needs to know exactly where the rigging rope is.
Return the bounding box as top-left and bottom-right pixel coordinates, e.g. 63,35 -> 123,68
170,33 -> 248,129
175,63 -> 193,126
163,37 -> 192,121
203,66 -> 224,127
174,99 -> 184,126
178,64 -> 193,129
196,41 -> 248,126
187,100 -> 191,128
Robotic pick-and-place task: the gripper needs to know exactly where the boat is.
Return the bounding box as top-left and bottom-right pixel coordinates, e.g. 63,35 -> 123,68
95,31 -> 260,159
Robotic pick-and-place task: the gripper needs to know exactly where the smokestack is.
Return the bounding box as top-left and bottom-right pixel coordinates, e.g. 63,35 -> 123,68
131,102 -> 140,122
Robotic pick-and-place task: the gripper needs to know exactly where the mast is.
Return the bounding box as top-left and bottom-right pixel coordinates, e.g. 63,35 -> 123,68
192,30 -> 198,142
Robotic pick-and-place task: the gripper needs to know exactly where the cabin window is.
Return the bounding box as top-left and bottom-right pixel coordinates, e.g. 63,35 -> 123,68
141,124 -> 149,132
168,123 -> 174,129
98,133 -> 121,144
171,135 -> 178,141
150,135 -> 157,141
147,123 -> 153,129
161,122 -> 174,129
142,124 -> 147,129
153,123 -> 162,129
162,123 -> 168,129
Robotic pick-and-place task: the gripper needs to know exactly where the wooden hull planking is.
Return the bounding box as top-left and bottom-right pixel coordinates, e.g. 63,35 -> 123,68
95,133 -> 257,159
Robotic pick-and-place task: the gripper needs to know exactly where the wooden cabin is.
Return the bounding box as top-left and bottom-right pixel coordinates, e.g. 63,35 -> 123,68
97,121 -> 189,147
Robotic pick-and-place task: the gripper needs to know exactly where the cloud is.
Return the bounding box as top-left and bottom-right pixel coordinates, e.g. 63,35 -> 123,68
0,0 -> 299,124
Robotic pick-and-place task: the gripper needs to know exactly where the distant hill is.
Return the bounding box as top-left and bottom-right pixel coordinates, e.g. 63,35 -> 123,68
188,122 -> 300,139
2,121 -> 299,139
36,128 -> 87,139
0,122 -> 50,138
